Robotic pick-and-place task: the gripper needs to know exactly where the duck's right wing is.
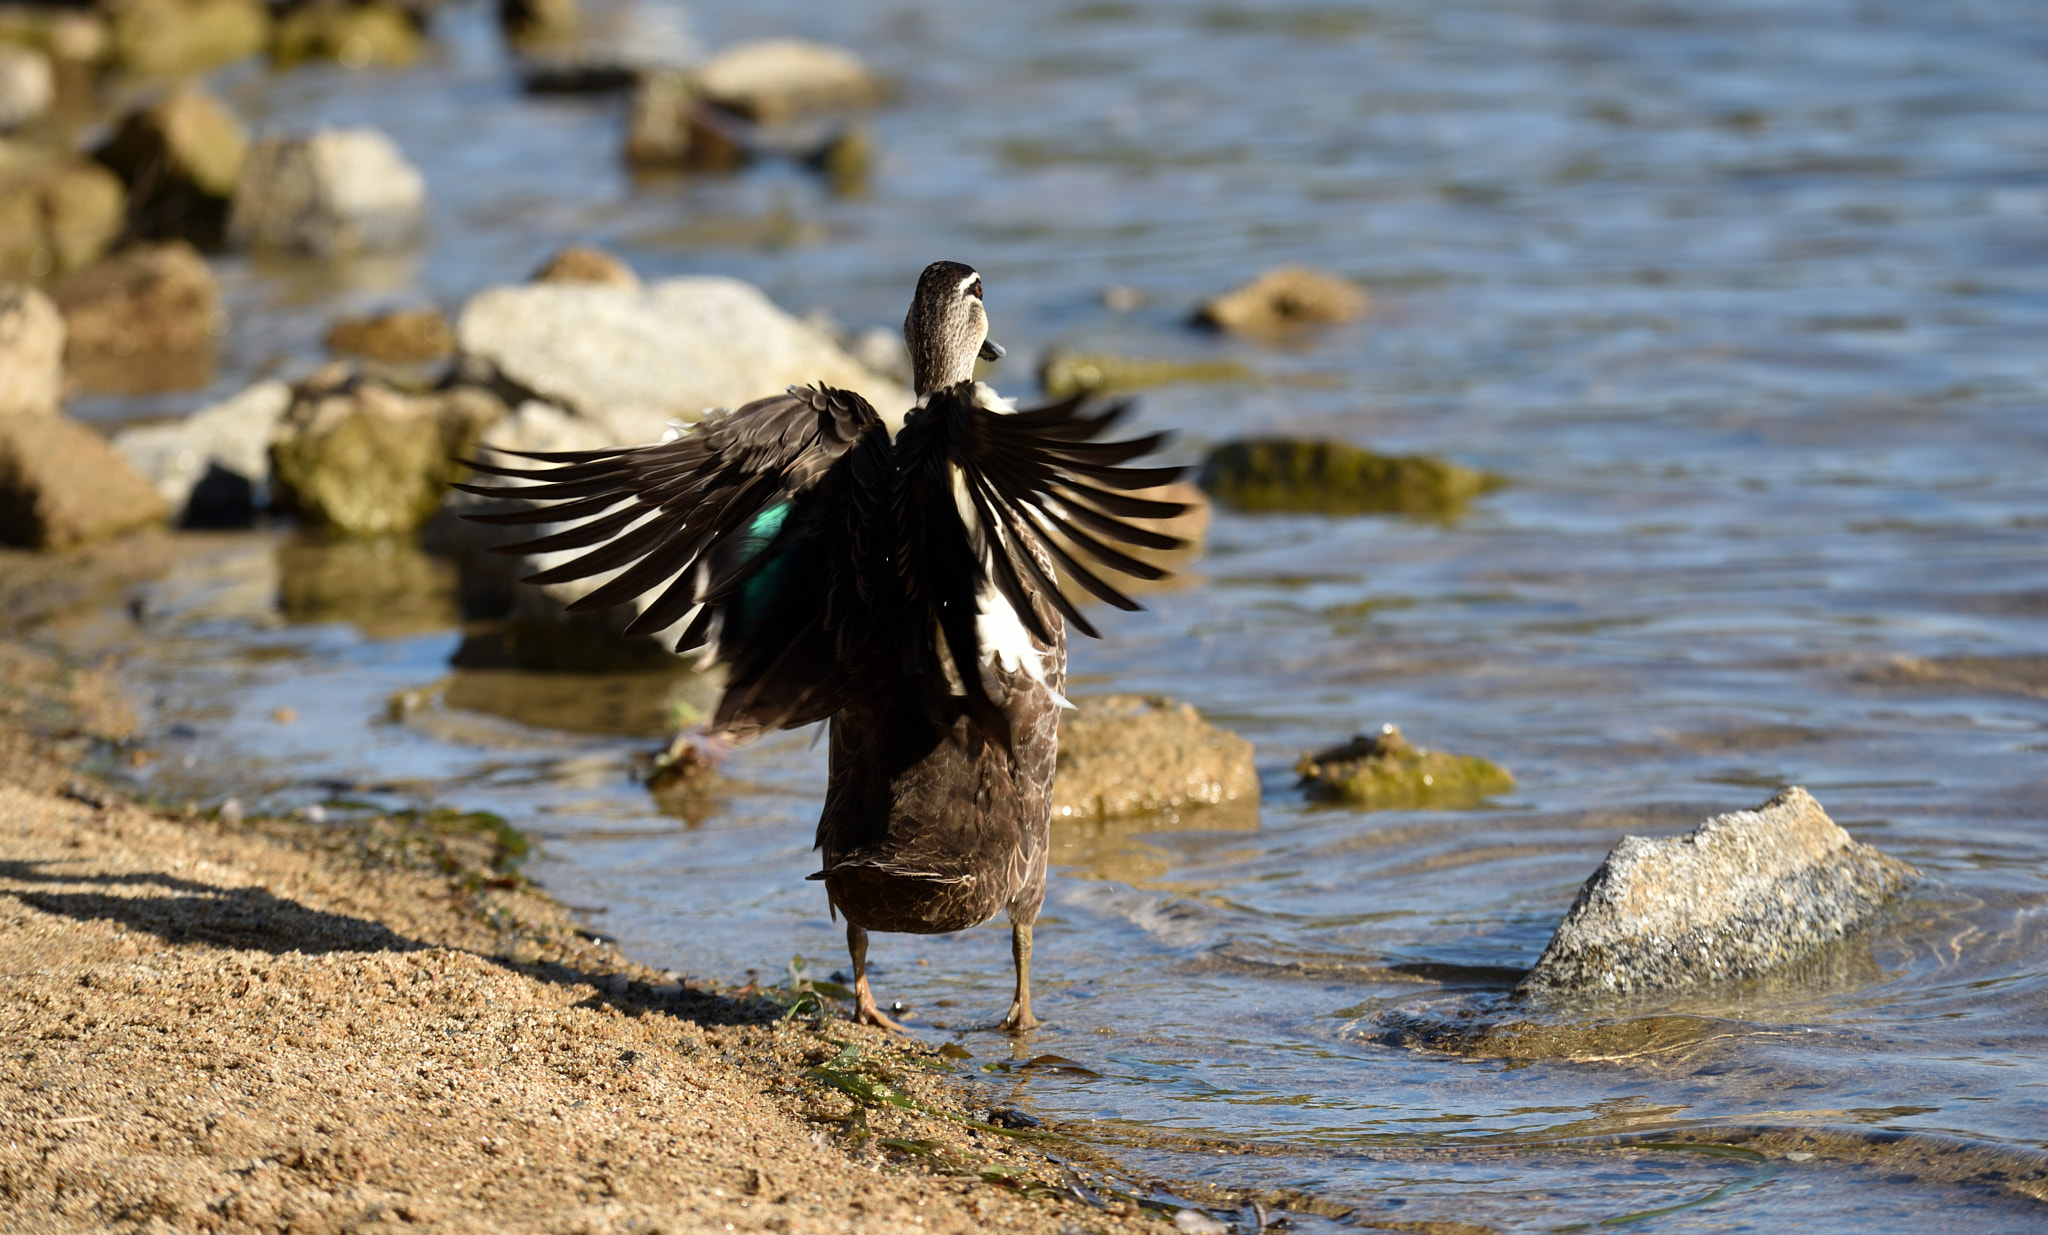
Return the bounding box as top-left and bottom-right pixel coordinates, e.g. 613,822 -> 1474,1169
454,384 -> 892,736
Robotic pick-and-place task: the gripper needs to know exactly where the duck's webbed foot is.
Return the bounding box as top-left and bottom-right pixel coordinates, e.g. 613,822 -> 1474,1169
846,923 -> 907,1035
993,921 -> 1041,1034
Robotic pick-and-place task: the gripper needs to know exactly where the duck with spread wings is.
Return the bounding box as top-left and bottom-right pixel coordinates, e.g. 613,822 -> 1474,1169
456,261 -> 1185,1032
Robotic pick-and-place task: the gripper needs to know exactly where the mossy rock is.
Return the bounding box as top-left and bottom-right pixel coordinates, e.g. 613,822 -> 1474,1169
271,0 -> 423,70
1296,724 -> 1513,810
271,381 -> 503,537
1040,350 -> 1252,399
1201,437 -> 1502,519
106,0 -> 270,77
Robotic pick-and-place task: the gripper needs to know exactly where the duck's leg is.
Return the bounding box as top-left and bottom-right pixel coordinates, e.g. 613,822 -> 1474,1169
996,920 -> 1041,1033
847,922 -> 907,1033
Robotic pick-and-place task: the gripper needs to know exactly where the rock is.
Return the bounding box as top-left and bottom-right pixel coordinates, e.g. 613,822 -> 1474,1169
104,0 -> 270,77
1517,787 -> 1918,1002
0,158 -> 125,279
453,276 -> 911,445
0,415 -> 168,548
271,0 -> 423,70
0,45 -> 52,131
1053,695 -> 1259,821
323,306 -> 453,363
228,128 -> 426,257
95,87 -> 248,247
0,9 -> 107,70
498,0 -> 576,44
271,378 -> 504,536
624,73 -> 751,172
1295,724 -> 1514,811
847,326 -> 909,386
530,245 -> 638,289
805,124 -> 869,194
1200,438 -> 1502,519
51,242 -> 219,394
1193,266 -> 1368,335
1040,350 -> 1251,399
0,284 -> 63,417
511,0 -> 698,92
696,39 -> 883,123
110,379 -> 291,526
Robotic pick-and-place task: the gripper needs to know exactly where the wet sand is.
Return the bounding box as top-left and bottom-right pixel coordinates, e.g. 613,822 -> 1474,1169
0,586 -> 1153,1235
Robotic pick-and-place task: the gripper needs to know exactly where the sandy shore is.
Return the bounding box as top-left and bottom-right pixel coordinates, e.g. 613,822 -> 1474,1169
0,551 -> 1161,1235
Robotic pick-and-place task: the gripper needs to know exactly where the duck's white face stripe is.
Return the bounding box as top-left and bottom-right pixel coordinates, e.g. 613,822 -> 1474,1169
956,272 -> 981,295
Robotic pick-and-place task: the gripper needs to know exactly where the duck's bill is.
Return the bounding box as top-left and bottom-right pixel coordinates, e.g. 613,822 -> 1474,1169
979,337 -> 1006,361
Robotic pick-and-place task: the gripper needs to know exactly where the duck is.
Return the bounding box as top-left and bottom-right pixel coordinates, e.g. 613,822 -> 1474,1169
457,261 -> 1185,1032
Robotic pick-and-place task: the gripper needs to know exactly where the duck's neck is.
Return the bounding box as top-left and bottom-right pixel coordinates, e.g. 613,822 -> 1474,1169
909,336 -> 978,398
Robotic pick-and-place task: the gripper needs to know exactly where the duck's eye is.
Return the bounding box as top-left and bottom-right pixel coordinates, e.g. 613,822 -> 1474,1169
968,278 -> 983,300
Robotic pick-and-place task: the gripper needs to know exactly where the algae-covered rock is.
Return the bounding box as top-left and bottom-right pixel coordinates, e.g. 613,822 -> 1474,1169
1296,724 -> 1514,810
1517,786 -> 1917,1003
323,306 -> 453,364
1201,438 -> 1502,518
1054,694 -> 1259,821
1194,265 -> 1367,335
0,158 -> 125,279
0,414 -> 168,548
105,0 -> 270,77
95,87 -> 247,247
271,377 -> 504,537
270,0 -> 423,70
1039,350 -> 1251,399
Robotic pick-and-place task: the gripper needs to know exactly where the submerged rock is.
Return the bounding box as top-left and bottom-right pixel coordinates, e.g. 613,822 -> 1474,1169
324,306 -> 453,364
696,39 -> 883,123
1297,724 -> 1514,810
0,415 -> 168,548
1200,437 -> 1502,518
1053,694 -> 1259,821
1194,266 -> 1368,335
52,241 -> 220,394
228,128 -> 426,257
105,0 -> 270,77
271,376 -> 503,537
270,0 -> 423,70
0,284 -> 64,417
453,276 -> 909,445
1039,350 -> 1251,399
531,244 -> 639,289
0,158 -> 125,279
0,45 -> 53,131
1517,787 -> 1918,1002
624,73 -> 752,172
95,87 -> 248,247
110,379 -> 291,525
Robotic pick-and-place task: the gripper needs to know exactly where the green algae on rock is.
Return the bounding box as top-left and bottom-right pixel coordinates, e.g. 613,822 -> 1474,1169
1039,349 -> 1251,399
270,375 -> 504,537
1296,723 -> 1514,810
1200,437 -> 1502,518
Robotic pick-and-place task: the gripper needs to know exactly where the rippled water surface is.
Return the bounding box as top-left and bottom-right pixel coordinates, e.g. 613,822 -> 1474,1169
68,0 -> 2048,1228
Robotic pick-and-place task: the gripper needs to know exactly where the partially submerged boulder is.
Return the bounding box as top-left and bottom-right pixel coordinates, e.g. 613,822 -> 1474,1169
695,39 -> 883,123
271,376 -> 503,536
1296,724 -> 1514,810
1194,266 -> 1367,335
1039,350 -> 1250,400
1053,695 -> 1258,821
110,379 -> 291,526
453,276 -> 910,445
0,158 -> 125,279
1200,438 -> 1501,518
323,306 -> 453,363
0,284 -> 63,417
51,241 -> 220,394
1517,787 -> 1918,1002
624,73 -> 751,172
0,415 -> 167,548
228,128 -> 426,257
530,244 -> 639,289
95,87 -> 248,247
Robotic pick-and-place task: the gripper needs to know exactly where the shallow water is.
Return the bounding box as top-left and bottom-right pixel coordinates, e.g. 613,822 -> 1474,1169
60,0 -> 2048,1227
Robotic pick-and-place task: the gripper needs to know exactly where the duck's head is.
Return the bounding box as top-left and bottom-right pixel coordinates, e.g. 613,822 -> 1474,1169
905,260 -> 1005,397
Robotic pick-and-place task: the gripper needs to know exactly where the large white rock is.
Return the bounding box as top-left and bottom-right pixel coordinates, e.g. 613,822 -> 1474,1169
454,277 -> 912,445
228,128 -> 426,257
0,45 -> 53,132
0,284 -> 63,417
695,39 -> 881,122
111,379 -> 291,522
